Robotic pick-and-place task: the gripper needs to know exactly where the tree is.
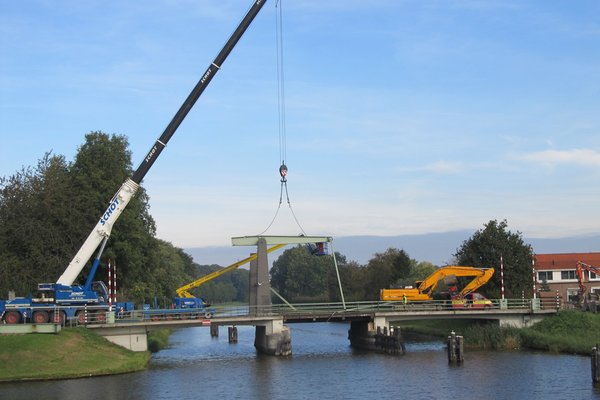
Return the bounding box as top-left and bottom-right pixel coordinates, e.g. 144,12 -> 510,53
270,246 -> 336,303
363,248 -> 412,300
327,259 -> 367,302
0,153 -> 75,294
454,219 -> 534,298
396,261 -> 437,288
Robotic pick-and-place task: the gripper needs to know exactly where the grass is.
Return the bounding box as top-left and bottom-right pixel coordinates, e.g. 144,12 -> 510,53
401,310 -> 600,355
0,328 -> 150,382
147,329 -> 171,353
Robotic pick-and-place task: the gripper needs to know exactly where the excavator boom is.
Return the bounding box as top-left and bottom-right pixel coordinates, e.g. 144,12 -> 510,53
380,266 -> 494,302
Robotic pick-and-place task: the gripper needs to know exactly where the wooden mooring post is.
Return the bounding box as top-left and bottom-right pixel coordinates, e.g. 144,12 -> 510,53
447,331 -> 464,364
210,323 -> 219,337
228,326 -> 238,343
592,345 -> 600,383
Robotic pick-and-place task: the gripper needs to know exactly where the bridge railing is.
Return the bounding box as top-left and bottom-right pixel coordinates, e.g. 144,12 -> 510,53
100,297 -> 555,324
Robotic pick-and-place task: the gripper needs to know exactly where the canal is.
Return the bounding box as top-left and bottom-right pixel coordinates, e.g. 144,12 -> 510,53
1,322 -> 599,399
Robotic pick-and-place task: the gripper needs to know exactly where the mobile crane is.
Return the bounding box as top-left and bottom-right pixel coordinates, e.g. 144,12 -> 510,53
380,266 -> 495,308
0,0 -> 267,325
575,261 -> 600,312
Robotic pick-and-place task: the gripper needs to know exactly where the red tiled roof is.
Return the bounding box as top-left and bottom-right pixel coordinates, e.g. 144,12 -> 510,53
534,252 -> 600,270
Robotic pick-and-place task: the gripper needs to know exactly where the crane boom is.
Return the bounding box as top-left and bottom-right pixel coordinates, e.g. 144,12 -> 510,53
57,0 -> 267,286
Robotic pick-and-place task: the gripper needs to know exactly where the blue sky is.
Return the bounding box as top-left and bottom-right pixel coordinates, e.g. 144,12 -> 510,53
1,0 -> 600,249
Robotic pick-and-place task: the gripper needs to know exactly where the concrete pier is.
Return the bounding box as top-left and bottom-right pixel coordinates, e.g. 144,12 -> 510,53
254,318 -> 291,356
348,318 -> 404,354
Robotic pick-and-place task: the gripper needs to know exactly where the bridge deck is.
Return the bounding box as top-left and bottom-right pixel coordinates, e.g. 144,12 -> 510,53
86,299 -> 558,330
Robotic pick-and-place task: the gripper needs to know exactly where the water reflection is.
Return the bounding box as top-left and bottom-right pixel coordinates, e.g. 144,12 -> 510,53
1,322 -> 599,400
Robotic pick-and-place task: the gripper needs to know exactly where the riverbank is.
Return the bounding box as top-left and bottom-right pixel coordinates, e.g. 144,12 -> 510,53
2,310 -> 598,382
0,327 -> 151,382
401,310 -> 600,355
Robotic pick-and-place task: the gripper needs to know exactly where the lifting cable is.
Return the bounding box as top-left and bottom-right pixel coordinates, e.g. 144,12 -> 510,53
258,0 -> 306,236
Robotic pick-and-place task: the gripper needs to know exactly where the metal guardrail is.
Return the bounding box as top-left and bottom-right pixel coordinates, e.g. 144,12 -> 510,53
101,297 -> 558,325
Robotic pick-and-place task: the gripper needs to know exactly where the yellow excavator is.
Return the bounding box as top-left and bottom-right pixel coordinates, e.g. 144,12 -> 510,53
380,266 -> 495,302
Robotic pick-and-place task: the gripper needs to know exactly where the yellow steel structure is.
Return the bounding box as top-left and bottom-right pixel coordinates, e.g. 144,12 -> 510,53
175,244 -> 286,299
380,266 -> 495,302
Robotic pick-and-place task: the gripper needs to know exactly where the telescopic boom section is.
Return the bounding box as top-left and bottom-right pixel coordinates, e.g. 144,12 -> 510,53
56,0 -> 267,286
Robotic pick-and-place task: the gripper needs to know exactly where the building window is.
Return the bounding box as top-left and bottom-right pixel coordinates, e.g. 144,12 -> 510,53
538,271 -> 553,281
561,270 -> 577,280
590,272 -> 598,280
566,288 -> 579,303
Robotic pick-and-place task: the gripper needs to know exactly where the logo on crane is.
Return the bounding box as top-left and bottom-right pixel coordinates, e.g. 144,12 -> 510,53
100,198 -> 120,226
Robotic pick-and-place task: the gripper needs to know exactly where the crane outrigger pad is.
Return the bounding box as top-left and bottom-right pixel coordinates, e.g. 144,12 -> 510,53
231,235 -> 333,246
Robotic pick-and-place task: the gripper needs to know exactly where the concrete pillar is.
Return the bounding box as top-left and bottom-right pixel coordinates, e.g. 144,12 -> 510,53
254,318 -> 291,356
249,238 -> 272,315
348,317 -> 404,354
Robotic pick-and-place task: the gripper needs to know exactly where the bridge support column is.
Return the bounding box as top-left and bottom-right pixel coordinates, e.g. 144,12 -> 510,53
348,317 -> 404,354
254,318 -> 291,356
249,238 -> 272,316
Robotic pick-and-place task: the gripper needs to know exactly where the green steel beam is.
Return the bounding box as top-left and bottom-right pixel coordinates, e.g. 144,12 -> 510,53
231,235 -> 333,246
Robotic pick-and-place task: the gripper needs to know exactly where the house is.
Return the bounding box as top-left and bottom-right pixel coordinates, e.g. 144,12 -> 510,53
534,252 -> 600,304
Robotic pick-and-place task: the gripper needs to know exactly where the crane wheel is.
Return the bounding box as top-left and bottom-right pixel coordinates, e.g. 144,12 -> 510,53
4,311 -> 21,324
76,311 -> 87,324
32,311 -> 49,323
53,311 -> 66,325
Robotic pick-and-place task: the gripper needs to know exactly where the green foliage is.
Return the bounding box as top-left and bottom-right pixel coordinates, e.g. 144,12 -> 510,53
454,219 -> 534,298
147,329 -> 172,353
404,311 -> 600,355
520,310 -> 600,354
270,245 -> 431,303
271,246 -> 332,302
363,248 -> 412,300
0,131 -> 247,305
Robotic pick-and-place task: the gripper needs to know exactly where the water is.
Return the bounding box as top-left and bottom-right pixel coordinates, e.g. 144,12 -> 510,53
1,322 -> 599,400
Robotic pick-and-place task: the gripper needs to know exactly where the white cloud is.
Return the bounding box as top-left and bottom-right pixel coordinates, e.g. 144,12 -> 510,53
516,148 -> 600,167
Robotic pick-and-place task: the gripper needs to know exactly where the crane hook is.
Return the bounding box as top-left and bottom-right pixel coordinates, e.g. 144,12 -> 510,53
279,162 -> 288,182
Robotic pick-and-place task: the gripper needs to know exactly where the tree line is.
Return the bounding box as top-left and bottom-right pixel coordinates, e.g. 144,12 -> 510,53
0,132 -> 535,306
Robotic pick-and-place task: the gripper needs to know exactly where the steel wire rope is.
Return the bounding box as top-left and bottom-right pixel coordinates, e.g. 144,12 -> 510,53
258,0 -> 306,236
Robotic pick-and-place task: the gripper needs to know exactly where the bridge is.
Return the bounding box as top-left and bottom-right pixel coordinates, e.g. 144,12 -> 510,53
87,298 -> 558,352
87,235 -> 558,353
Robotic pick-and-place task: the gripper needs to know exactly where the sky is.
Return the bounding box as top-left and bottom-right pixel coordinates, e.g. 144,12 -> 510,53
1,0 -> 600,251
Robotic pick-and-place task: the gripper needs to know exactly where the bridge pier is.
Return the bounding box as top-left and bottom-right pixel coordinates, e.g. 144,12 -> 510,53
254,318 -> 291,356
348,317 -> 404,354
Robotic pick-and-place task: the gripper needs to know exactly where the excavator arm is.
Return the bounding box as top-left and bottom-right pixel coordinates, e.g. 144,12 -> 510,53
576,261 -> 600,297
458,267 -> 495,296
380,266 -> 494,302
